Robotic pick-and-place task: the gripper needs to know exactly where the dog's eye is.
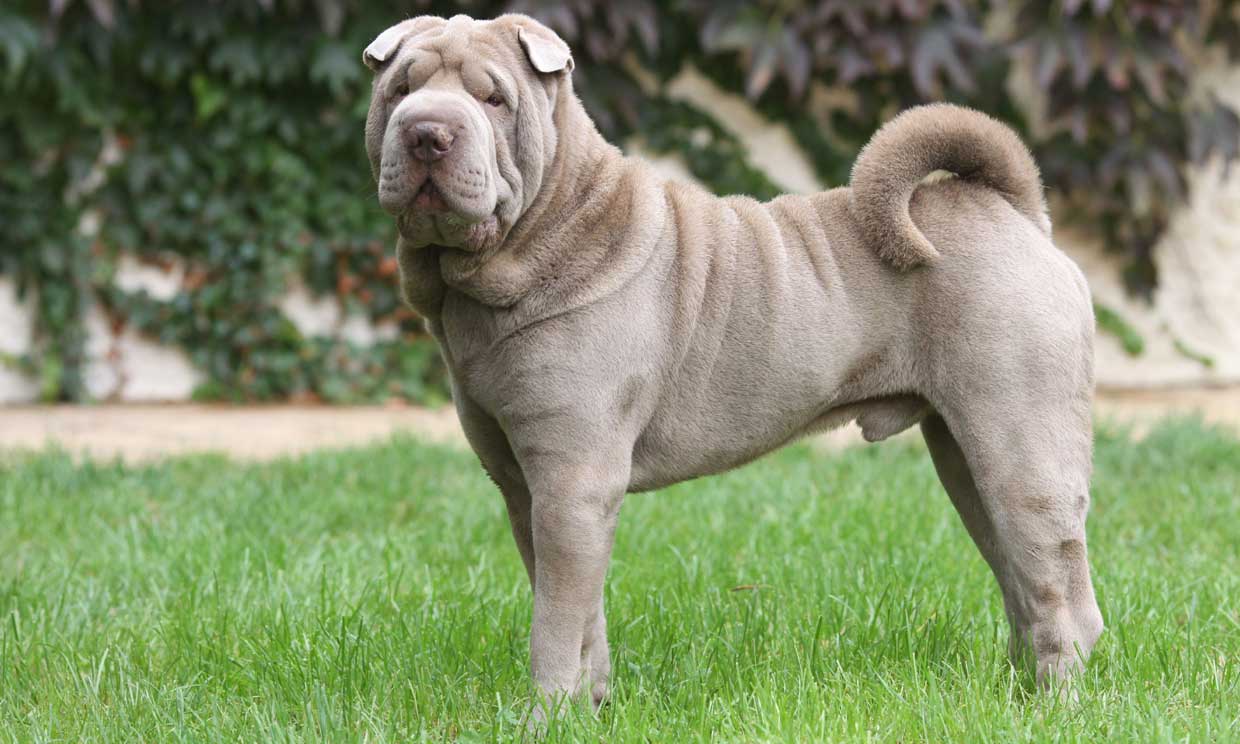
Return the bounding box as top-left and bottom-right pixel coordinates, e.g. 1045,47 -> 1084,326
393,83 -> 409,99
485,93 -> 504,108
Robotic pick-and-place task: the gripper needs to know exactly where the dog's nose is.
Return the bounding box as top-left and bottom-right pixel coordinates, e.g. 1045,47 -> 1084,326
407,120 -> 455,162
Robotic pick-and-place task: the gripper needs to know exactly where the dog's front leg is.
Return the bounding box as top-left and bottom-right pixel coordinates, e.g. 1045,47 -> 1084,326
455,398 -> 537,588
523,453 -> 627,720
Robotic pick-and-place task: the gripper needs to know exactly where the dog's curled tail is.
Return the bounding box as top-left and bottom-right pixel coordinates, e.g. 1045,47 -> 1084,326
849,103 -> 1051,270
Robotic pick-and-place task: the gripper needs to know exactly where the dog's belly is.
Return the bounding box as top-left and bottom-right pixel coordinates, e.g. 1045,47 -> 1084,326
628,415 -> 809,492
627,383 -> 842,492
627,389 -> 930,493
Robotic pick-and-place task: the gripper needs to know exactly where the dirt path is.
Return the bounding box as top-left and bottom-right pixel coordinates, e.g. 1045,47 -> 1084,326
3,388 -> 1238,463
0,404 -> 464,463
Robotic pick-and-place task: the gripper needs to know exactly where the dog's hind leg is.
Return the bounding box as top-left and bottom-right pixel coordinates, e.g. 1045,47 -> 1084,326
921,414 -> 1028,661
929,400 -> 1104,690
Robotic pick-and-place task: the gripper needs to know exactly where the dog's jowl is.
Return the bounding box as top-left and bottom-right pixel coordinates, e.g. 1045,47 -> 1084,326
362,12 -> 1104,717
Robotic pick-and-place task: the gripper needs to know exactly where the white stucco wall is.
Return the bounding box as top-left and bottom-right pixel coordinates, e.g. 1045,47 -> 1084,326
0,278 -> 41,403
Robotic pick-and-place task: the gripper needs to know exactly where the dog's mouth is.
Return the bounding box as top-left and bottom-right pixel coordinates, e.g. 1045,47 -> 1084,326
414,179 -> 449,212
383,158 -> 507,254
396,180 -> 501,253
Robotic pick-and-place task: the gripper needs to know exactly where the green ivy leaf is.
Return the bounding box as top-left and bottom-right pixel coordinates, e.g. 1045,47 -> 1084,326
190,74 -> 228,122
310,41 -> 360,98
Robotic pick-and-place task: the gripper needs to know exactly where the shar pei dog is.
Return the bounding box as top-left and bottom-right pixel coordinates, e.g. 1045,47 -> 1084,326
362,13 -> 1104,717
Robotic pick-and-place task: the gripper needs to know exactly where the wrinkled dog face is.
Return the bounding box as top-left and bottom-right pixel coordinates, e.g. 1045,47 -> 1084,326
364,14 -> 572,253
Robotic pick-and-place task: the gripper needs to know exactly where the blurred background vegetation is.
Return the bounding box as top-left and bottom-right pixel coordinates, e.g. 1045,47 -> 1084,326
2,0 -> 1238,403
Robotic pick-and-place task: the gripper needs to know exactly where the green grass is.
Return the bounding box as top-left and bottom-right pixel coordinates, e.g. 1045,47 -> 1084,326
2,420 -> 1238,742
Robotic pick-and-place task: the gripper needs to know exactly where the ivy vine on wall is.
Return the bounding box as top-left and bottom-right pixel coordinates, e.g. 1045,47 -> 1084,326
2,0 -> 1237,402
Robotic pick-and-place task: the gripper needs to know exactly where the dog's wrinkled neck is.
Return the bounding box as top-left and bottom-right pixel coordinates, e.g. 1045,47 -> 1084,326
436,83 -> 638,310
511,89 -> 609,242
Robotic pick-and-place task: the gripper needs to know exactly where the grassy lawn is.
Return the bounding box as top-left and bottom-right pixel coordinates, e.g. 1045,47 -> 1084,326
1,420 -> 1238,742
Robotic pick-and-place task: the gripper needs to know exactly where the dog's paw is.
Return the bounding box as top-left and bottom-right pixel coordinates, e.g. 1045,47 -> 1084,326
522,703 -> 549,739
590,679 -> 608,710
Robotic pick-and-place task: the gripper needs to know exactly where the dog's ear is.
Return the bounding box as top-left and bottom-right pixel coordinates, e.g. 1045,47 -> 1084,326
514,20 -> 573,74
363,17 -> 444,72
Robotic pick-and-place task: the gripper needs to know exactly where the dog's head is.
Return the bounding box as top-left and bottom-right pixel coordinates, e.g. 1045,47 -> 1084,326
363,14 -> 573,253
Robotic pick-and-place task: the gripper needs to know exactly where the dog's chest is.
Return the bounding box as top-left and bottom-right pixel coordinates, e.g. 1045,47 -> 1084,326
437,290 -> 654,427
436,297 -> 519,404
